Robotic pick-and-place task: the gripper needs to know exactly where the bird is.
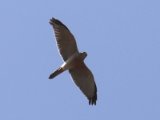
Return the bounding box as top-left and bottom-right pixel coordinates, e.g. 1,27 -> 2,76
49,18 -> 97,105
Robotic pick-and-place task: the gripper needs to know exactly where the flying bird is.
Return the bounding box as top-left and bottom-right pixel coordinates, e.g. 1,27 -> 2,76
49,18 -> 97,105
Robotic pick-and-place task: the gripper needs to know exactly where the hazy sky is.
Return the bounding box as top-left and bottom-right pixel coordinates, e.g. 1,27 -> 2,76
0,0 -> 160,120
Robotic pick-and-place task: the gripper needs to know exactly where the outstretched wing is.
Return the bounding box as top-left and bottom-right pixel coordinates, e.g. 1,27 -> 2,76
49,18 -> 79,61
69,62 -> 97,105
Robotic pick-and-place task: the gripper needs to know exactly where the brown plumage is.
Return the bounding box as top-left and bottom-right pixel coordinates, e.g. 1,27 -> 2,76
49,18 -> 97,105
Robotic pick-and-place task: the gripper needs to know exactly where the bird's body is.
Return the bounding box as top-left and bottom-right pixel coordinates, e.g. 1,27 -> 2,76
49,52 -> 86,78
49,18 -> 97,105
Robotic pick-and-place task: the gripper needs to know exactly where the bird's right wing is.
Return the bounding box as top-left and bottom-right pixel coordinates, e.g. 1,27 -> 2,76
49,18 -> 79,61
69,62 -> 97,105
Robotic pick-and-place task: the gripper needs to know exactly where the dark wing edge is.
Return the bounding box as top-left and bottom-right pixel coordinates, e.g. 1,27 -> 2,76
49,17 -> 79,61
89,84 -> 97,105
49,18 -> 70,31
69,62 -> 97,105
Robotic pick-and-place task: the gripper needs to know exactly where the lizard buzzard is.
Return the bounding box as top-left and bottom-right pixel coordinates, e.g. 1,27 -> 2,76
49,18 -> 97,105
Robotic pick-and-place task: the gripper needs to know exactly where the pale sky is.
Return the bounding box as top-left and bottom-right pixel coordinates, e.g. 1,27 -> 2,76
0,0 -> 160,120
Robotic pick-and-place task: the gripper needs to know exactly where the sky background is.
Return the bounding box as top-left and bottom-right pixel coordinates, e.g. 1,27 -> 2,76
0,0 -> 160,120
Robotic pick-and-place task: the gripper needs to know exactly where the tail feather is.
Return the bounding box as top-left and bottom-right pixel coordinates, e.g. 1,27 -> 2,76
49,67 -> 64,79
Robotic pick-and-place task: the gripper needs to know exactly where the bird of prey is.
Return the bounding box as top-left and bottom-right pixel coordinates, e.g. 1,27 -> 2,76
49,18 -> 97,105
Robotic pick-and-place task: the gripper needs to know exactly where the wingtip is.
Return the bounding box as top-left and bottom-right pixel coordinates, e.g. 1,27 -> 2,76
49,17 -> 69,31
88,84 -> 97,105
88,94 -> 97,105
49,17 -> 56,25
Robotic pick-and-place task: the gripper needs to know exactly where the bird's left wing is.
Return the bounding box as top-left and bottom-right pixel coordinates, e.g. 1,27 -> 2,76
69,62 -> 97,105
49,18 -> 79,61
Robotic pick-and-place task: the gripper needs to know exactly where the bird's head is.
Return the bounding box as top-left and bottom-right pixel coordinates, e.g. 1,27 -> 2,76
80,52 -> 87,60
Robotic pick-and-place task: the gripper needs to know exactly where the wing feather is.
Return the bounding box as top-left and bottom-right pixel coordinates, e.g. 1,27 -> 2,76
49,18 -> 79,61
69,62 -> 97,105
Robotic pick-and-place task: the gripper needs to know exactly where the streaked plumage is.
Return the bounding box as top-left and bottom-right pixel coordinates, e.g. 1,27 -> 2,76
49,18 -> 97,105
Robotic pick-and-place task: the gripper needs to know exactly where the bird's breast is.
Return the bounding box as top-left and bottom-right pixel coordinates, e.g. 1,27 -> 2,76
61,52 -> 83,70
